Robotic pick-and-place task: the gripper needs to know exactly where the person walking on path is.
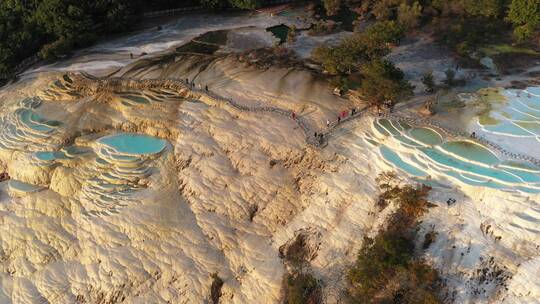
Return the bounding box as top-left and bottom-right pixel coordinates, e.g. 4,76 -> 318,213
337,116 -> 341,123
292,112 -> 296,120
326,119 -> 330,128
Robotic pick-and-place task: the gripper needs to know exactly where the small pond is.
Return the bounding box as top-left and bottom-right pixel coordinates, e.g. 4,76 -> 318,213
98,133 -> 167,155
266,24 -> 290,44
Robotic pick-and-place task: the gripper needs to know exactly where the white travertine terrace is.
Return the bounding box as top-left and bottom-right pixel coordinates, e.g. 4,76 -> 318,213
0,57 -> 538,304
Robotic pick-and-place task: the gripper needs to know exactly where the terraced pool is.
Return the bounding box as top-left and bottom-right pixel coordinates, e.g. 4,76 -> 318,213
8,180 -> 44,196
0,98 -> 62,151
373,118 -> 540,194
475,87 -> 540,154
98,133 -> 167,155
81,133 -> 169,216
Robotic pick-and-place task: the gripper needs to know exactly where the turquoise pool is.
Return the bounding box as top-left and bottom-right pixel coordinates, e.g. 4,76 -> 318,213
409,127 -> 443,146
34,151 -> 67,161
8,180 -> 44,194
372,117 -> 540,194
99,133 -> 167,155
440,141 -> 499,165
380,145 -> 427,177
478,87 -> 540,143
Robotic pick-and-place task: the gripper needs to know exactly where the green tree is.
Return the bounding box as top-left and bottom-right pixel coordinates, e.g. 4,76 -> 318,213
200,0 -> 227,9
311,21 -> 404,76
361,21 -> 404,59
359,59 -> 413,108
284,272 -> 321,304
323,0 -> 342,16
432,0 -> 505,17
347,180 -> 441,304
0,0 -> 43,74
421,71 -> 435,92
444,68 -> 456,86
398,1 -> 423,30
507,0 -> 540,41
311,41 -> 359,75
99,0 -> 138,32
228,0 -> 260,9
287,25 -> 297,43
33,0 -> 93,39
372,0 -> 401,21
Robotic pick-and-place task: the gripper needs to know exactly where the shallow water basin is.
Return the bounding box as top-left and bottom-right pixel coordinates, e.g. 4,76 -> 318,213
380,145 -> 427,177
440,141 -> 499,165
98,133 -> 167,156
408,127 -> 443,146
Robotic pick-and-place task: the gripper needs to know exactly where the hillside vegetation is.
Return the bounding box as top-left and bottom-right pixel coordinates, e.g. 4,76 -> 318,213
0,0 -> 261,75
311,0 -> 539,107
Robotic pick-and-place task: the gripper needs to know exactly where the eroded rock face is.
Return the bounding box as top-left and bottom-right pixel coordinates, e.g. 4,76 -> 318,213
0,69 -> 377,303
0,54 -> 538,304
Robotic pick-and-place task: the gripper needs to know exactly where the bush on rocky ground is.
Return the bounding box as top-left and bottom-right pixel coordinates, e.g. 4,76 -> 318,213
347,174 -> 443,304
283,271 -> 321,304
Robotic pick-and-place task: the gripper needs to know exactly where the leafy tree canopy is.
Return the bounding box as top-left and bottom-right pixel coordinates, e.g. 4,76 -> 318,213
359,59 -> 413,107
0,0 -> 263,76
507,0 -> 540,41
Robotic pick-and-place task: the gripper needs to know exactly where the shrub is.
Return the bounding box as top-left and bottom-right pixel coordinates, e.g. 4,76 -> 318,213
228,0 -> 260,9
323,0 -> 341,16
311,42 -> 358,75
38,37 -> 74,60
444,68 -> 456,86
287,25 -> 297,43
284,272 -> 321,304
372,0 -> 400,21
280,234 -> 310,266
359,59 -> 414,108
346,176 -> 442,303
423,231 -> 437,249
398,1 -> 423,30
361,21 -> 404,59
421,71 -> 436,92
507,0 -> 540,42
210,273 -> 224,304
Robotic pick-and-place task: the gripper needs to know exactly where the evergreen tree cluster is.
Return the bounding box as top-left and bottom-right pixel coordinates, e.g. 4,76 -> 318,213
0,0 -> 262,74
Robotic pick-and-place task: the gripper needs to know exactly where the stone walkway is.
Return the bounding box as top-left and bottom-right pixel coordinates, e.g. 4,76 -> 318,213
72,73 -> 540,166
382,113 -> 540,167
74,74 -> 368,147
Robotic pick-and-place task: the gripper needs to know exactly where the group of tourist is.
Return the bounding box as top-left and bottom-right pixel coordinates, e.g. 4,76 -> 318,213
324,107 -> 360,128
184,78 -> 209,92
288,107 -> 362,146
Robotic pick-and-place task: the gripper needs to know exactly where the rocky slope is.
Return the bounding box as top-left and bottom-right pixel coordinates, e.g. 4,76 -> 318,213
0,13 -> 538,304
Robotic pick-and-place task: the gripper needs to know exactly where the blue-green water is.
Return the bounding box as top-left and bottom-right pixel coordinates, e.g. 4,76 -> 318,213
372,116 -> 540,194
478,87 -> 540,143
409,127 -> 443,146
99,133 -> 167,155
380,145 -> 427,177
440,141 -> 499,165
35,151 -> 67,161
8,180 -> 43,193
